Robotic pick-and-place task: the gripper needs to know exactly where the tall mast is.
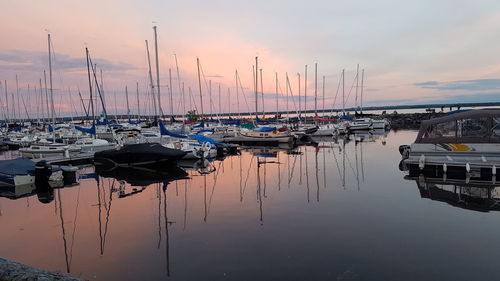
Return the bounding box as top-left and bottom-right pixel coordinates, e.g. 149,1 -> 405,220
235,70 -> 240,117
39,79 -> 43,122
260,68 -> 264,118
254,57 -> 258,119
209,80 -> 212,116
227,87 -> 231,118
182,82 -> 185,119
355,63 -> 359,112
174,54 -> 183,117
297,73 -> 301,121
360,69 -> 364,114
285,73 -> 289,119
304,64 -> 307,122
145,40 -> 157,118
275,72 -> 278,119
197,58 -> 204,117
100,69 -> 105,110
85,47 -> 95,128
218,83 -> 221,115
15,74 -> 19,121
169,68 -> 173,116
153,26 -> 161,118
125,86 -> 130,120
342,69 -> 345,116
322,75 -> 325,113
3,80 -> 8,122
48,34 -> 55,127
43,70 -> 49,123
314,62 -> 318,116
136,82 -> 140,120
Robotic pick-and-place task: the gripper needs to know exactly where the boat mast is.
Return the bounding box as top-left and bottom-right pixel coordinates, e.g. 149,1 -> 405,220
275,72 -> 278,119
169,68 -> 173,116
209,80 -> 212,117
173,54 -> 183,118
197,58 -> 204,117
260,68 -> 264,118
235,69 -> 240,117
100,69 -> 105,108
227,87 -> 231,118
322,75 -> 325,113
15,75 -> 19,122
43,70 -> 49,123
342,69 -> 345,116
355,64 -> 359,114
297,73 -> 301,122
136,82 -> 140,120
285,73 -> 289,119
360,69 -> 364,114
218,83 -> 221,115
48,35 -> 55,129
153,26 -> 162,119
314,62 -> 318,117
39,79 -> 43,123
182,83 -> 185,120
145,40 -> 157,118
304,64 -> 307,123
4,80 -> 8,123
255,56 -> 258,120
125,86 -> 130,120
85,47 -> 95,131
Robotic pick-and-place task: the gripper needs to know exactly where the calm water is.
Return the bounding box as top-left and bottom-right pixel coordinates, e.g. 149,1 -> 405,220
1,130 -> 499,281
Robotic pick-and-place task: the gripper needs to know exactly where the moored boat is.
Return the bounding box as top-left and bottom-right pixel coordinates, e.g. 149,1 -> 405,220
399,109 -> 500,178
94,143 -> 187,169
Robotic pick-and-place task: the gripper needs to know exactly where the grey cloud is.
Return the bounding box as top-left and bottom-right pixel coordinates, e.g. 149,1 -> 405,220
0,50 -> 136,72
414,79 -> 500,91
205,74 -> 224,78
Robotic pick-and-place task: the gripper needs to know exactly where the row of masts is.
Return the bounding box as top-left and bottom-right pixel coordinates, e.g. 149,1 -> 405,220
1,28 -> 367,123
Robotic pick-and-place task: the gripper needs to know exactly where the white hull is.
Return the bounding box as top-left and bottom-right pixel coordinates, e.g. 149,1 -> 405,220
404,143 -> 500,169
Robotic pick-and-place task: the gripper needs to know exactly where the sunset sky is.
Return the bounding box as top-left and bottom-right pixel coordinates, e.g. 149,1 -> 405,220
1,0 -> 500,117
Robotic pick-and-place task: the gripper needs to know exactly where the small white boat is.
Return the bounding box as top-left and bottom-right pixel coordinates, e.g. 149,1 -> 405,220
313,124 -> 337,136
71,138 -> 115,153
164,140 -> 216,159
348,118 -> 373,131
234,128 -> 296,144
19,143 -> 80,159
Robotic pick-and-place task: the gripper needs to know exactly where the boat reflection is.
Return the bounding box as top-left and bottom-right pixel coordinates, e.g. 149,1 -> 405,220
405,175 -> 500,212
95,164 -> 189,187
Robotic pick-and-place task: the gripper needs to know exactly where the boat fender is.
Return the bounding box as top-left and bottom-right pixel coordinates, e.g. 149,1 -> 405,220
443,163 -> 447,173
466,163 -> 470,173
418,155 -> 425,170
493,165 -> 497,176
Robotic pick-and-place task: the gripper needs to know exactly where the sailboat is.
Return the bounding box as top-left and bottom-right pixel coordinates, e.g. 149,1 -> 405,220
234,57 -> 296,146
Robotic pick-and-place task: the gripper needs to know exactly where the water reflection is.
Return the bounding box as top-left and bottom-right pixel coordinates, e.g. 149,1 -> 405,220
405,175 -> 500,212
95,164 -> 189,187
0,131 -> 441,281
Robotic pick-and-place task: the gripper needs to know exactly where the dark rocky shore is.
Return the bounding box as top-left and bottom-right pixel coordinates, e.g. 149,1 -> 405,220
384,112 -> 446,130
0,258 -> 84,281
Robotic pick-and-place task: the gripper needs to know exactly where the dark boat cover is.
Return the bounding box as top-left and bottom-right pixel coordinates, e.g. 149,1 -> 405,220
0,158 -> 36,175
94,143 -> 187,167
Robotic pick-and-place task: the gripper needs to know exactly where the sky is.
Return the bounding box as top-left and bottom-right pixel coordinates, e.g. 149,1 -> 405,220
1,0 -> 500,117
